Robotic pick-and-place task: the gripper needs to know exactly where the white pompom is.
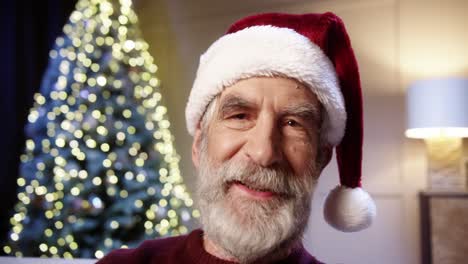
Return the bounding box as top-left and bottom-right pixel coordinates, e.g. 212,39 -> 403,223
323,185 -> 377,232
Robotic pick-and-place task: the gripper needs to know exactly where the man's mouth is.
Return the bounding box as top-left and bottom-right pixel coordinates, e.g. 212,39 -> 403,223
229,180 -> 277,199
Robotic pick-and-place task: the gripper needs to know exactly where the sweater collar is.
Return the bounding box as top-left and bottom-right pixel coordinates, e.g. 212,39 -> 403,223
183,229 -> 318,264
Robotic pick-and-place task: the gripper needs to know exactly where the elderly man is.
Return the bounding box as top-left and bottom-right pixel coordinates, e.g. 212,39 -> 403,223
98,12 -> 376,264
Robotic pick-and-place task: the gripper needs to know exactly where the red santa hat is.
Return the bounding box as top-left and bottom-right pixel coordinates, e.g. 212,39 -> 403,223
185,12 -> 376,232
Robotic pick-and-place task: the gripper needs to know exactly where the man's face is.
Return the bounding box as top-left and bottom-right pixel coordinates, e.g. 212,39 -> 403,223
192,77 -> 327,263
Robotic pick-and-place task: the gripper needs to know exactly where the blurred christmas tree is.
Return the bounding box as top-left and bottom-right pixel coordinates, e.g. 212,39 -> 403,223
3,0 -> 197,259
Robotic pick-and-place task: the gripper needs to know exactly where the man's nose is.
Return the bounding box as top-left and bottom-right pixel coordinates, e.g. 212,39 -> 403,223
244,117 -> 282,167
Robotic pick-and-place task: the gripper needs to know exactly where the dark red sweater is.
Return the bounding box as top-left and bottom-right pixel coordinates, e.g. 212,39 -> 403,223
97,229 -> 324,264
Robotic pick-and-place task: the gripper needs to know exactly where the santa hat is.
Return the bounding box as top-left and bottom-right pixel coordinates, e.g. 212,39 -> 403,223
185,12 -> 376,232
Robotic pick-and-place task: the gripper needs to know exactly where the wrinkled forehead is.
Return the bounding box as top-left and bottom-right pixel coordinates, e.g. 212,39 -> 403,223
216,76 -> 320,111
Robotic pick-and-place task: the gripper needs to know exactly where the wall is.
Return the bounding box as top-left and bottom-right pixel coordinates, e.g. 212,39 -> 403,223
134,0 -> 468,263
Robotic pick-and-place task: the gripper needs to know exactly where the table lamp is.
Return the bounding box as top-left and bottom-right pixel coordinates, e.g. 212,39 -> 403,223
406,78 -> 468,190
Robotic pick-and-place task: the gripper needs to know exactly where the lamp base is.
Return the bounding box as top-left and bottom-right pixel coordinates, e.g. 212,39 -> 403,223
425,138 -> 466,190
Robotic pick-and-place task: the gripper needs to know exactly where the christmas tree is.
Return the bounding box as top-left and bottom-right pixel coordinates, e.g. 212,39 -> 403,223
3,0 -> 197,259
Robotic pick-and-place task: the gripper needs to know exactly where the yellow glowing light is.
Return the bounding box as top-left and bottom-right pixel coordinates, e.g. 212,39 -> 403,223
47,112 -> 56,121
159,199 -> 167,207
96,37 -> 105,46
3,246 -> 11,254
179,226 -> 188,234
405,127 -> 468,139
91,63 -> 100,72
49,246 -> 58,255
192,209 -> 201,218
161,189 -> 170,197
55,182 -> 64,191
124,172 -> 134,180
74,130 -> 84,138
136,173 -> 145,182
159,168 -> 168,177
97,76 -> 107,86
86,139 -> 97,148
101,143 -> 110,152
69,140 -> 78,149
58,92 -> 68,101
13,213 -> 22,222
54,156 -> 66,166
87,77 -> 97,86
149,78 -> 159,87
118,15 -> 128,25
85,44 -> 94,53
17,178 -> 26,187
71,148 -> 81,157
128,147 -> 137,156
97,126 -> 108,135
108,174 -> 118,184
10,233 -> 19,241
95,250 -> 104,259
116,132 -> 126,141
123,40 -> 135,51
92,110 -> 101,119
160,219 -> 169,228
122,109 -> 132,118
55,138 -> 66,148
147,187 -> 155,195
92,177 -> 102,186
134,199 -> 143,208
120,190 -> 128,198
168,210 -> 176,218
102,159 -> 112,168
135,158 -> 144,167
49,50 -> 58,59
71,187 -> 80,196
144,221 -> 153,229
110,220 -> 119,229
70,241 -> 78,250
27,111 -> 39,123
70,242 -> 78,250
55,201 -> 64,210
116,95 -> 125,105
60,120 -> 71,130
88,93 -> 97,102
35,186 -> 47,196
118,26 -> 128,36
39,243 -> 48,252
45,193 -> 55,202
65,234 -> 74,243
45,229 -> 53,237
58,238 -> 66,246
74,72 -> 87,83
78,170 -> 87,179
127,126 -> 136,134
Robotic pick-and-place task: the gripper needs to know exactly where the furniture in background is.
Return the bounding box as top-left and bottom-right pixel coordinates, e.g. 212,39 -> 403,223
419,191 -> 468,264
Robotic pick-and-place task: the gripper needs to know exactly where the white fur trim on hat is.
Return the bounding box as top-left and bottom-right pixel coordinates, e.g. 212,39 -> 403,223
186,25 -> 346,146
323,185 -> 377,232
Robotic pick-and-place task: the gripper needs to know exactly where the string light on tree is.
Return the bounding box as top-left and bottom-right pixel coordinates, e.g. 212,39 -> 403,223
4,0 -> 197,259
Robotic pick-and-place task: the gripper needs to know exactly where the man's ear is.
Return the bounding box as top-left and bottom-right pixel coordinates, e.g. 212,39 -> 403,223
192,126 -> 203,169
318,145 -> 333,171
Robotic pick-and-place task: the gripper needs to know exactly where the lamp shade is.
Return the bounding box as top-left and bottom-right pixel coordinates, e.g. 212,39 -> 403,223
406,78 -> 468,138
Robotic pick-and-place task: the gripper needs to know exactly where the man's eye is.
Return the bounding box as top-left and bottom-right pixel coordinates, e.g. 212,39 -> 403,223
285,119 -> 300,127
229,113 -> 248,120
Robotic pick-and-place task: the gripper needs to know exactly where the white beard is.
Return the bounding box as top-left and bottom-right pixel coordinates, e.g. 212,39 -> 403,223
195,148 -> 318,263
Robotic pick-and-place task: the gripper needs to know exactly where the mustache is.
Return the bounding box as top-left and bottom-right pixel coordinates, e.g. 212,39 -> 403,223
216,159 -> 312,199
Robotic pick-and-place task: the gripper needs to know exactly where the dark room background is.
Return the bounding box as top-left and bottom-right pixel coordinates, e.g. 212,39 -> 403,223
0,0 -> 77,248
